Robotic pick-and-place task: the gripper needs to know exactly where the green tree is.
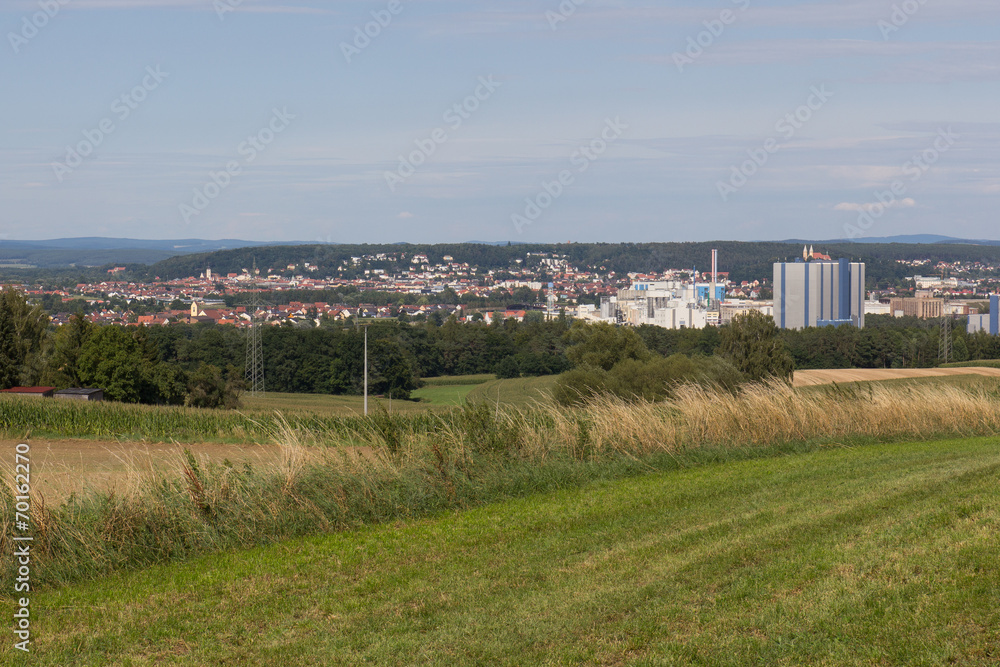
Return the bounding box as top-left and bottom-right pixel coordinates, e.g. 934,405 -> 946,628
718,311 -> 794,383
45,314 -> 94,387
0,304 -> 19,389
185,363 -> 239,409
565,321 -> 650,371
77,326 -> 182,404
494,356 -> 520,379
1,287 -> 50,385
369,339 -> 418,399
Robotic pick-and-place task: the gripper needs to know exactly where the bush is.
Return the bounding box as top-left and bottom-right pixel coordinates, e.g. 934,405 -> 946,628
719,310 -> 794,382
552,367 -> 610,406
554,354 -> 745,406
565,321 -> 650,371
495,356 -> 521,379
185,364 -> 241,409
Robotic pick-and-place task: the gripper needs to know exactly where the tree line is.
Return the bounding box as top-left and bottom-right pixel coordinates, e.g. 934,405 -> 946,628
5,282 -> 1000,408
636,314 -> 999,370
0,288 -> 238,407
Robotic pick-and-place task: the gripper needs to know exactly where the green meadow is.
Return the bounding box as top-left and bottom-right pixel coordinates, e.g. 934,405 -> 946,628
4,435 -> 998,665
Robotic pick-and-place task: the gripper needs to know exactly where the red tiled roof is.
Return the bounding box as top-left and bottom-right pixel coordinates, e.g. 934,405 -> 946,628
1,387 -> 56,394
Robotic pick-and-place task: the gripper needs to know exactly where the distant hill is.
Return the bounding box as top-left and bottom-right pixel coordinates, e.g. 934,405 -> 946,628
784,234 -> 1000,246
144,240 -> 1000,285
0,238 -> 306,268
5,236 -> 1000,281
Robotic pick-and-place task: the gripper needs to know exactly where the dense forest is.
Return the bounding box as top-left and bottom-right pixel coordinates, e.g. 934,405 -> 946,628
148,313 -> 999,398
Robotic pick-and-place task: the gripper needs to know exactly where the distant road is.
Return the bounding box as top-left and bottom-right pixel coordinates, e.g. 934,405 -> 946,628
792,367 -> 1000,387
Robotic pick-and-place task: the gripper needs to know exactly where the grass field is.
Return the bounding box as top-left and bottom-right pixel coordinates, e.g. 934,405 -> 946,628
0,375 -> 522,442
241,391 -> 440,416
466,375 -> 559,408
419,374 -> 495,387
941,359 -> 1000,369
244,376 -> 496,414
6,435 -> 998,666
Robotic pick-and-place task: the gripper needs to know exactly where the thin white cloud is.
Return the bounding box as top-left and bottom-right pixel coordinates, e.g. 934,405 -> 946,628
833,198 -> 915,213
8,0 -> 333,12
416,0 -> 1000,36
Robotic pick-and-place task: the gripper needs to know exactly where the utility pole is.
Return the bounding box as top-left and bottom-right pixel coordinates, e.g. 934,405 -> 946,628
363,325 -> 368,416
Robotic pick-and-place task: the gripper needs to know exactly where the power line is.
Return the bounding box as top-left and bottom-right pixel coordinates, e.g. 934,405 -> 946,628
244,260 -> 265,397
939,315 -> 952,364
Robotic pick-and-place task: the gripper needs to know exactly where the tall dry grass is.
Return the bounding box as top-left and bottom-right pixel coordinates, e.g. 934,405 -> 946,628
5,381 -> 1000,589
350,381 -> 1000,460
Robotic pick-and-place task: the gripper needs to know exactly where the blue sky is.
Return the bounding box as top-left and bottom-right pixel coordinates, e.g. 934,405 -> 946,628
1,0 -> 998,244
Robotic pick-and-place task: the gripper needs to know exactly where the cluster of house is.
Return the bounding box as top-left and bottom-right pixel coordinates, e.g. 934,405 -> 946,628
11,248 -> 1000,333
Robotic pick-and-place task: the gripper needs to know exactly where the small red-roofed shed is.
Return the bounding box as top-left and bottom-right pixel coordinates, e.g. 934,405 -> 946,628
1,387 -> 55,398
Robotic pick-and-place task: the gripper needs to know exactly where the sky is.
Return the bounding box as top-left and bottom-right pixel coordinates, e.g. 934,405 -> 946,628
1,0 -> 998,245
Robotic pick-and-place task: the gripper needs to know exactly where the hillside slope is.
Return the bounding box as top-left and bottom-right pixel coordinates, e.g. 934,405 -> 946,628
9,436 -> 999,665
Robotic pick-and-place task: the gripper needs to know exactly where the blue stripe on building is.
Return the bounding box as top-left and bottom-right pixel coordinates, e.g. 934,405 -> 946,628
992,295 -> 999,335
803,264 -> 810,327
780,263 -> 786,329
838,258 -> 849,321
819,265 -> 825,321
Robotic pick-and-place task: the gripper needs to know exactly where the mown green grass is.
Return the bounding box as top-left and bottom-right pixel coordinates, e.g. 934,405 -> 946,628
420,374 -> 495,387
409,383 -> 478,405
4,435 -> 998,666
467,375 -> 560,407
241,391 -> 440,415
0,375 -> 511,441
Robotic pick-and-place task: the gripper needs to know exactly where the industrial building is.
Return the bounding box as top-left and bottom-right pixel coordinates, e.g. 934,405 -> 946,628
602,250 -> 729,329
773,257 -> 865,329
968,295 -> 999,335
601,250 -> 774,330
889,296 -> 944,319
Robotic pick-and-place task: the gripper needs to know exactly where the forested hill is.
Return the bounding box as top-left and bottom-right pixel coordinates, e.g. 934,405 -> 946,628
146,241 -> 1000,284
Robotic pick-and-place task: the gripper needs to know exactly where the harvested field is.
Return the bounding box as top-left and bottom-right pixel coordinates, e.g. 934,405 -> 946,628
792,366 -> 1000,387
2,438 -> 283,501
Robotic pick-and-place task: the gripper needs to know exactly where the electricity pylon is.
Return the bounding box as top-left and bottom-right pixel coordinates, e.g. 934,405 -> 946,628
244,262 -> 265,396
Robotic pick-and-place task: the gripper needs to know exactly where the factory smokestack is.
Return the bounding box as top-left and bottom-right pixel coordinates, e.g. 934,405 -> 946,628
711,249 -> 718,309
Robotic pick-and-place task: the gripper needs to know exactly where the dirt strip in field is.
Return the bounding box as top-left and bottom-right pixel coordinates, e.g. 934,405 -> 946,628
792,367 -> 1000,387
